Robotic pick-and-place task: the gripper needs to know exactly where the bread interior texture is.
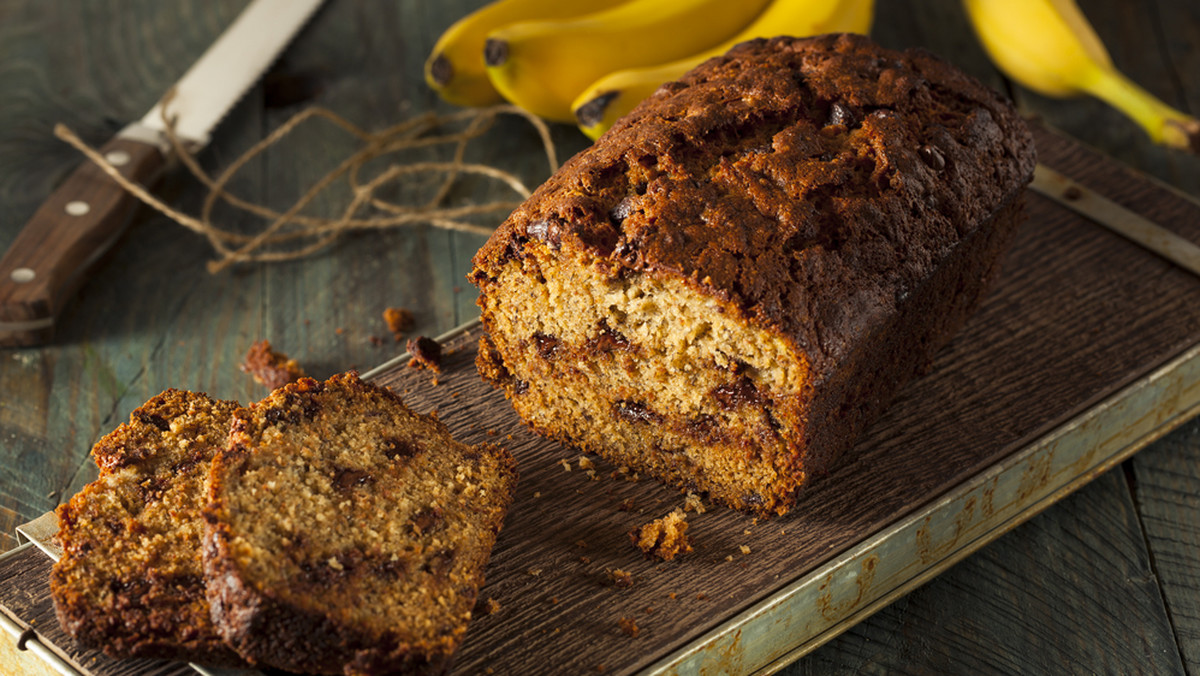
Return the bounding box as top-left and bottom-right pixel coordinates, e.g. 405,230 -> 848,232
481,244 -> 809,514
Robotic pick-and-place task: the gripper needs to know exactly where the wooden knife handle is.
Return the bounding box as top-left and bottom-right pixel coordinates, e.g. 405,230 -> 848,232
0,136 -> 166,347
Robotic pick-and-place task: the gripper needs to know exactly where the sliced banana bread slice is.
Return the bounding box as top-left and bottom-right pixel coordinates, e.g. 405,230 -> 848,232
203,372 -> 517,676
50,389 -> 242,665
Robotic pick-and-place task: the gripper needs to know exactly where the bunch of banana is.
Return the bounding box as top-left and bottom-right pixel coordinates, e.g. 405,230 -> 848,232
481,0 -> 775,123
963,0 -> 1199,153
424,0 -> 631,107
573,0 -> 874,139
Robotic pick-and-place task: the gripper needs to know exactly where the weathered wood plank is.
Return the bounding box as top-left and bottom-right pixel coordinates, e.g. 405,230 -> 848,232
792,469 -> 1186,675
1130,419 -> 1200,671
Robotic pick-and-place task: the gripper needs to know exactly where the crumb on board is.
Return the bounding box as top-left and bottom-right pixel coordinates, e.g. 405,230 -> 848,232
617,497 -> 635,512
560,458 -> 572,472
383,306 -> 416,340
484,597 -> 501,615
578,455 -> 595,470
618,616 -> 639,638
240,340 -> 306,389
406,335 -> 443,372
607,568 -> 634,589
528,568 -> 543,577
630,508 -> 693,561
740,545 -> 751,555
683,491 -> 706,514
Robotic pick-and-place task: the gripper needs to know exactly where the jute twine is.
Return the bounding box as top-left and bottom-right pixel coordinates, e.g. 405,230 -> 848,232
53,93 -> 559,273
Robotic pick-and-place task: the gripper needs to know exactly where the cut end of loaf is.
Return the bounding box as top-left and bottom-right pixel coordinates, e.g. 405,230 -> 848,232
476,243 -> 811,515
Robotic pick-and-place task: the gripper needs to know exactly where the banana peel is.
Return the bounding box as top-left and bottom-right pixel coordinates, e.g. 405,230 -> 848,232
964,0 -> 1199,153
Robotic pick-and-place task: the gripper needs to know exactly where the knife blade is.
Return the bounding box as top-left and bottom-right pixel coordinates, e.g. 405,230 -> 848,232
0,0 -> 325,347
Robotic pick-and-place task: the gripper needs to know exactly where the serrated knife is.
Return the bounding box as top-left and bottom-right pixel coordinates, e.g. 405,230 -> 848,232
0,0 -> 326,347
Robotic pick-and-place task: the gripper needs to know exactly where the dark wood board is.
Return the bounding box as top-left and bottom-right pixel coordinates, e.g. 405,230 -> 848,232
7,123 -> 1198,675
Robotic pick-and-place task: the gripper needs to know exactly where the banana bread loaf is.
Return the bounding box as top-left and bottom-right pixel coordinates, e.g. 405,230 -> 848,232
50,390 -> 242,664
471,34 -> 1036,515
203,372 -> 517,675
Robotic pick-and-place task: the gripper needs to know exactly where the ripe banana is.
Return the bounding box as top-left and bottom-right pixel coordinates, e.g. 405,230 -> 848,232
573,0 -> 876,140
425,0 -> 631,108
963,0 -> 1199,152
483,0 -> 774,123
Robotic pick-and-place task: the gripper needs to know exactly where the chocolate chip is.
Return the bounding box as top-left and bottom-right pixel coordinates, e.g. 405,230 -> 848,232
712,377 -> 762,410
828,102 -> 855,127
526,219 -> 562,249
409,507 -> 444,535
918,145 -> 946,171
422,548 -> 455,576
382,437 -> 418,461
135,411 -> 170,431
609,196 -> 637,224
586,320 -> 631,353
332,466 -> 373,491
532,332 -> 561,360
613,400 -> 661,424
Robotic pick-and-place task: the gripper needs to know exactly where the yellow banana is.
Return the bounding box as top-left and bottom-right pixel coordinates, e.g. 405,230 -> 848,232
964,0 -> 1199,152
573,0 -> 876,140
425,0 -> 631,107
484,0 -> 774,123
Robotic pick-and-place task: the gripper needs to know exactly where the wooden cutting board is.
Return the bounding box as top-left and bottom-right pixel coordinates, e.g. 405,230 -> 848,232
3,124 -> 1200,676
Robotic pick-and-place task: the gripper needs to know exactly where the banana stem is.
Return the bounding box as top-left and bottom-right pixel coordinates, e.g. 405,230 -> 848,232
1082,66 -> 1200,153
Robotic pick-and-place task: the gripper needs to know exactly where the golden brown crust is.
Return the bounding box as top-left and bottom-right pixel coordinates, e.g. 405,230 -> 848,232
204,372 -> 516,675
471,35 -> 1036,515
50,389 -> 243,665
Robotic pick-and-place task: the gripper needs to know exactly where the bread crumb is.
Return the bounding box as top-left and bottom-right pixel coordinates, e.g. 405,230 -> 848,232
683,491 -> 706,514
560,458 -> 572,472
533,491 -> 542,498
240,340 -> 306,389
617,497 -> 635,511
528,568 -> 543,577
578,455 -> 595,470
484,597 -> 501,615
740,545 -> 751,555
630,508 -> 693,561
550,596 -> 559,605
575,539 -> 589,548
668,592 -> 677,600
618,616 -> 639,638
607,568 -> 634,588
725,555 -> 733,562
383,306 -> 415,340
406,335 -> 443,372
335,327 -> 344,335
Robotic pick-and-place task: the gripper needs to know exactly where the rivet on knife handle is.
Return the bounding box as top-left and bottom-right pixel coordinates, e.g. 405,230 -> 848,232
0,137 -> 165,347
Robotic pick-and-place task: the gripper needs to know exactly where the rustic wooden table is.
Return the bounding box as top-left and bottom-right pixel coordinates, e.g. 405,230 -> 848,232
1,1 -> 1198,673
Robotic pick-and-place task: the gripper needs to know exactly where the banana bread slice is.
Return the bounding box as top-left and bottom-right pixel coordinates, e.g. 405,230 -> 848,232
50,389 -> 242,665
471,34 -> 1036,515
203,372 -> 517,675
